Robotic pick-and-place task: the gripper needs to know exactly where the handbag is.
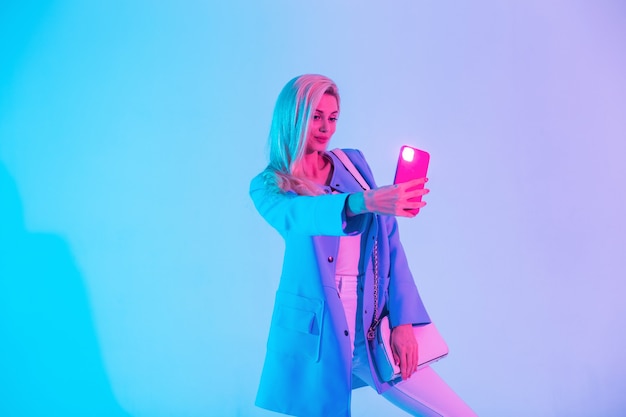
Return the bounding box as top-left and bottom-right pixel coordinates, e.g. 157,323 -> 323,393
373,314 -> 449,382
330,148 -> 449,382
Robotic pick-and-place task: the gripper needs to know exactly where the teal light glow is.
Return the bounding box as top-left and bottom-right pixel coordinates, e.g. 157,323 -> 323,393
1,1 -> 625,416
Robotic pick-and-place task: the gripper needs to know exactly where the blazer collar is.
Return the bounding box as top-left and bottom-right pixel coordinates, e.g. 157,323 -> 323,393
325,151 -> 367,194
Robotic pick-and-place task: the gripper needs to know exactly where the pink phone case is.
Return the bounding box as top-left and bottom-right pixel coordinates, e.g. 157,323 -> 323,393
393,146 -> 430,215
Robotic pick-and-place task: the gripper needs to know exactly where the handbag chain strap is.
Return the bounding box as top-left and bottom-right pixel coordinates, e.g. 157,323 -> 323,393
367,240 -> 380,341
329,149 -> 380,341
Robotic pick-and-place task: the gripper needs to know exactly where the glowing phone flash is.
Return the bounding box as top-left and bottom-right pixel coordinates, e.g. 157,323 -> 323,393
401,146 -> 415,162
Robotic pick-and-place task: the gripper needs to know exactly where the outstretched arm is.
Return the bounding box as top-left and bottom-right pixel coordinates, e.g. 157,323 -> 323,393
347,178 -> 429,217
249,173 -> 371,237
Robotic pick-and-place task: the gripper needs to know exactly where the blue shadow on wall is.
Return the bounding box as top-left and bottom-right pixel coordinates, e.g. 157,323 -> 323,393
0,164 -> 129,417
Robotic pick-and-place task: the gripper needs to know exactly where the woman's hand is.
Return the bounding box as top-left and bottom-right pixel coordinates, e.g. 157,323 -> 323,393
390,323 -> 419,380
347,178 -> 429,217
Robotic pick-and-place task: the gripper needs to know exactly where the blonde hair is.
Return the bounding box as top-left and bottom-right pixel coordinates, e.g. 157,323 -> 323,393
263,74 -> 340,195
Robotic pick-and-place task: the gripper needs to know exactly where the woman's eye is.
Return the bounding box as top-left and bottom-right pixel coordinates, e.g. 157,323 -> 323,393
329,117 -> 338,122
313,115 -> 321,120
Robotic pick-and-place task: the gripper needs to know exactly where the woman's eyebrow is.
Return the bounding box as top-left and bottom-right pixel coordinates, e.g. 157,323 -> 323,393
314,109 -> 339,114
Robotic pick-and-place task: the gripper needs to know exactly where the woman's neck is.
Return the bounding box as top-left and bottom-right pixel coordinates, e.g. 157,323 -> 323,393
301,151 -> 332,185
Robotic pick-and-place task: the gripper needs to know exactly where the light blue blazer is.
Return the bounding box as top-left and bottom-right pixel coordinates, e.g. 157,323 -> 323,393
250,149 -> 431,417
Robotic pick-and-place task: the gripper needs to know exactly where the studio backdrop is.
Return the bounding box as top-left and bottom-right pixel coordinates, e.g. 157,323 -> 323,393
1,1 -> 625,416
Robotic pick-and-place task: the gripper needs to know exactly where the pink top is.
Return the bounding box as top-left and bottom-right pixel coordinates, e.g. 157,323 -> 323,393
335,234 -> 362,276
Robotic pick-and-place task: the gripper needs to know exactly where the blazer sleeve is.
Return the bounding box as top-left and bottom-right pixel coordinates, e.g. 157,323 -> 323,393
249,172 -> 371,237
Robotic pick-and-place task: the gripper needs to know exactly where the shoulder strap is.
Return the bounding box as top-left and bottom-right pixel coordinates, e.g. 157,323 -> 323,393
331,148 -> 381,340
329,149 -> 371,191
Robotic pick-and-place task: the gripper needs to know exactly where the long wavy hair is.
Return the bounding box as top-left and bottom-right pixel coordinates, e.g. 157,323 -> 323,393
263,74 -> 340,195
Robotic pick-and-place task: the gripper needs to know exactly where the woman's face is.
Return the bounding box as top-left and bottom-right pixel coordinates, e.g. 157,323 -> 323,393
304,93 -> 339,153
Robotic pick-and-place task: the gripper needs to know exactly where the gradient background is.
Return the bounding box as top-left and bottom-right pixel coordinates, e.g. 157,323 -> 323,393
1,1 -> 625,416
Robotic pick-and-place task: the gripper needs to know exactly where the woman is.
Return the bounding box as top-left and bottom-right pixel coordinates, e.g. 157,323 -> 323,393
250,74 -> 477,417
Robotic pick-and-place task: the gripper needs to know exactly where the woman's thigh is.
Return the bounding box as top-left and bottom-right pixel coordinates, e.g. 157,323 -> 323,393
380,366 -> 478,417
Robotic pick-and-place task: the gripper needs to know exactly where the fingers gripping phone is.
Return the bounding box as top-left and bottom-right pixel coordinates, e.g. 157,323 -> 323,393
393,146 -> 430,215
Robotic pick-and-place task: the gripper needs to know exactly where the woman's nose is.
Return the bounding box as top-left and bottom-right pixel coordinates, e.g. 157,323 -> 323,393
319,120 -> 328,132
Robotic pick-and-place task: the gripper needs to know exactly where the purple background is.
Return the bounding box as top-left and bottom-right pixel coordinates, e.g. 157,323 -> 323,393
1,1 -> 625,416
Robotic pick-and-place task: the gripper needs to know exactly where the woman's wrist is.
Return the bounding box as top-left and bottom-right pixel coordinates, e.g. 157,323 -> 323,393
347,192 -> 367,216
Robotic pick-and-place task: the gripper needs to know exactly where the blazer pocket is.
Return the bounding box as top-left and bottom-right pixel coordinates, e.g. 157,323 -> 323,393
267,291 -> 325,362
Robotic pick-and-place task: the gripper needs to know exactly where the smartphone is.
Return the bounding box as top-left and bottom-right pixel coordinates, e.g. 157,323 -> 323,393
393,146 -> 430,215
